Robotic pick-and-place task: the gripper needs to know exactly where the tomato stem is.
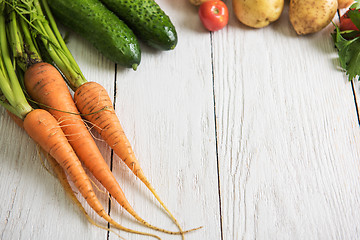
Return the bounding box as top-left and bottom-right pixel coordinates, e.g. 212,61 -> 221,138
212,6 -> 219,15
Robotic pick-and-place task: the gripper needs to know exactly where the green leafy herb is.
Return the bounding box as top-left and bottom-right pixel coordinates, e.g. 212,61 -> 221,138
333,26 -> 360,81
333,5 -> 360,81
350,1 -> 360,10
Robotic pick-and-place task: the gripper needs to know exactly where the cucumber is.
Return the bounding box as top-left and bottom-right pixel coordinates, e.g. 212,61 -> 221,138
99,0 -> 178,51
47,0 -> 141,70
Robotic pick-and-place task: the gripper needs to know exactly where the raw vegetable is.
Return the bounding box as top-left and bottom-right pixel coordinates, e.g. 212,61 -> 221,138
23,110 -> 161,239
233,0 -> 284,28
24,61 -> 185,235
97,0 -> 178,50
338,0 -> 354,9
0,14 -> 32,119
24,110 -> 160,239
74,81 -> 195,238
41,150 -> 126,240
0,6 -> 158,238
47,0 -> 141,70
73,82 -> 199,238
8,0 -> 190,236
340,8 -> 360,31
24,62 -> 145,224
9,0 -> 201,237
333,3 -> 360,80
8,114 -> 126,240
41,2 -> 187,235
198,0 -> 229,32
289,0 -> 338,35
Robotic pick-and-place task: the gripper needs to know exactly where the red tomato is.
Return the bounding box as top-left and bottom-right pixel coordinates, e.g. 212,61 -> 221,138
340,9 -> 359,31
198,0 -> 229,32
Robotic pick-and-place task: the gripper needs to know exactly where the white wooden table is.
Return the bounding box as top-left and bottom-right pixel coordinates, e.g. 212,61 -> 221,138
1,1 -> 360,240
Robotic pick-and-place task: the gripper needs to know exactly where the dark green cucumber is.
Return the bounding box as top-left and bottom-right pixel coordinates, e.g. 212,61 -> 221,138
99,0 -> 178,51
48,0 -> 141,69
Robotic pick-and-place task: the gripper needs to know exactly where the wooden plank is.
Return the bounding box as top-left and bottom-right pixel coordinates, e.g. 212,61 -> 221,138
106,0 -> 221,239
0,1 -> 222,240
214,2 -> 360,240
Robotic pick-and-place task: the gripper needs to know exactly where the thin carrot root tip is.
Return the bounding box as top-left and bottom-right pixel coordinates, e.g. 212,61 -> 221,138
74,82 -> 190,235
109,218 -> 162,240
38,150 -> 133,240
138,176 -> 187,236
182,225 -> 204,233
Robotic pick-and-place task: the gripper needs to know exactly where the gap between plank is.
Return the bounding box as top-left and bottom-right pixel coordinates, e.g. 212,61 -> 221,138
336,9 -> 360,125
210,31 -> 224,240
107,63 -> 118,240
351,81 -> 360,126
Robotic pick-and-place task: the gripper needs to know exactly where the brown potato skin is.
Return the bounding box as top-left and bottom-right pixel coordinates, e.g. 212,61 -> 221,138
289,0 -> 338,35
338,0 -> 353,9
233,0 -> 284,28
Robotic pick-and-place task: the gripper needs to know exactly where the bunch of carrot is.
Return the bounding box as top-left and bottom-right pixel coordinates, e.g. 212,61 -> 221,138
0,0 -> 200,239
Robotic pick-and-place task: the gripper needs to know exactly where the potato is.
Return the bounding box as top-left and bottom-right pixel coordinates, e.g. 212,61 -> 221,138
338,0 -> 353,9
233,0 -> 284,28
289,0 -> 338,35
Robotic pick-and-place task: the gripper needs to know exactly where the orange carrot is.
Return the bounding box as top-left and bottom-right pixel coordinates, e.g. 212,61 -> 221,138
42,149 -> 127,240
0,8 -> 160,238
8,0 -> 198,235
74,81 -> 197,238
5,110 -> 158,239
23,108 -> 160,239
23,108 -> 108,220
24,62 -> 185,235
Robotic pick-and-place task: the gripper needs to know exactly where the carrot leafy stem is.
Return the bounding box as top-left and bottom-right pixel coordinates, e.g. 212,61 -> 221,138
0,9 -> 32,118
5,0 -> 87,90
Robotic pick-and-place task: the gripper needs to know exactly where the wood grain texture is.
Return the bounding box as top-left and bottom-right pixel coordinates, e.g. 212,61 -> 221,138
1,1 -> 360,240
0,0 -> 221,239
214,2 -> 360,240
107,0 -> 220,239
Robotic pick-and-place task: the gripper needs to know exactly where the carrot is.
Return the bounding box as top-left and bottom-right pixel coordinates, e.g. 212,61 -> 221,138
42,149 -> 130,240
5,112 -> 120,237
23,61 -> 189,235
5,93 -> 160,240
24,109 -> 103,214
74,81 -> 195,236
1,5 -> 162,238
23,109 -> 98,212
9,0 -> 200,237
23,109 -> 160,239
6,107 -> 160,239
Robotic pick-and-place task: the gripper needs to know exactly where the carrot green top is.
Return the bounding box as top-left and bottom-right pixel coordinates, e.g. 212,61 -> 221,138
0,0 -> 91,118
7,0 -> 88,91
0,3 -> 32,119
